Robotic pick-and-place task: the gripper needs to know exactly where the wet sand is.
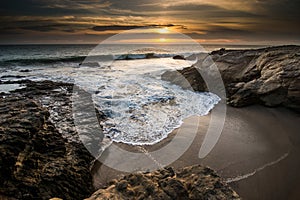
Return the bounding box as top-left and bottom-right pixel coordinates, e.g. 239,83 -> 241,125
92,105 -> 300,200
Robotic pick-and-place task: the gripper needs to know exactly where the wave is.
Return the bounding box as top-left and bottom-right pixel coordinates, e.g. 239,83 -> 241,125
0,56 -> 87,66
114,53 -> 178,60
0,53 -> 186,66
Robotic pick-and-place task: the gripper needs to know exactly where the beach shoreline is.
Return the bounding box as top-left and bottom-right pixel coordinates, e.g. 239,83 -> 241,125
92,105 -> 300,199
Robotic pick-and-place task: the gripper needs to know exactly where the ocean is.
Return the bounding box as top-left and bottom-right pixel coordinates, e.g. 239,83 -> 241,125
0,44 -> 265,145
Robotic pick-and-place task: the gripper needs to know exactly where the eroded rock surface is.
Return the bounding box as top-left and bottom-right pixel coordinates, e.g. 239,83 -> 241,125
163,45 -> 300,111
87,165 -> 240,200
0,83 -> 94,199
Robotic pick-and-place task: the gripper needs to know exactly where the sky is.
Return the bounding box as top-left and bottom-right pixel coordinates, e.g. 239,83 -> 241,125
0,0 -> 299,44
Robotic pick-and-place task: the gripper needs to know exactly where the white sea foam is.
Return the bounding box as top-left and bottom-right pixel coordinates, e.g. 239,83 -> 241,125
76,58 -> 220,145
1,44 -> 222,146
0,83 -> 25,93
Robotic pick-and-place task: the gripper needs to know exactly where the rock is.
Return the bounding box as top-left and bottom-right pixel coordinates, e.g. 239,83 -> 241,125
19,69 -> 31,73
162,45 -> 300,111
0,86 -> 94,199
1,75 -> 26,79
115,180 -> 128,191
161,66 -> 207,91
86,165 -> 240,200
173,55 -> 185,60
146,53 -> 159,59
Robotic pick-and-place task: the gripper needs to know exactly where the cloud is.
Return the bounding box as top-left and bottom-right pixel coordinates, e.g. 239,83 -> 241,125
20,24 -> 79,32
0,0 -> 110,16
92,24 -> 185,31
255,0 -> 300,20
0,0 -> 299,44
200,26 -> 253,36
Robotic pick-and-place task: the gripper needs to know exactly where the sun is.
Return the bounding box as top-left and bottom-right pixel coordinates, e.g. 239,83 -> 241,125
159,38 -> 167,42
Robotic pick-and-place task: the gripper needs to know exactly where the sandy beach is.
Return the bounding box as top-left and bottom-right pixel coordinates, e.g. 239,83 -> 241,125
92,105 -> 300,200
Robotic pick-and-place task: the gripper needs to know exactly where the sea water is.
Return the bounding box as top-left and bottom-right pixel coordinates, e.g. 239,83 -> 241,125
0,44 -> 264,145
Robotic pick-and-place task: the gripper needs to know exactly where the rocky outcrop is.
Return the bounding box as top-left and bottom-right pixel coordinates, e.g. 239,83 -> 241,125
0,82 -> 94,199
87,165 -> 240,200
173,55 -> 185,60
162,45 -> 300,111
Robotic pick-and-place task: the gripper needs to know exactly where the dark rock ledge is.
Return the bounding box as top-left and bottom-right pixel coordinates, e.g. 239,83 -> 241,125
162,45 -> 300,112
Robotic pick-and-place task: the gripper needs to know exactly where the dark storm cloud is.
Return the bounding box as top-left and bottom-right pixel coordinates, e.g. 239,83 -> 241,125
256,0 -> 300,19
100,1 -> 260,19
0,0 -> 41,15
199,26 -> 253,37
185,26 -> 255,42
102,0 -> 158,12
20,24 -> 78,32
0,0 -> 109,16
0,16 -> 89,34
187,24 -> 300,43
92,24 -> 184,31
164,3 -> 259,18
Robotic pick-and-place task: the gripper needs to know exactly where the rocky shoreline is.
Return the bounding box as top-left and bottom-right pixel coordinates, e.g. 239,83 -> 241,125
162,45 -> 300,112
0,80 -> 240,199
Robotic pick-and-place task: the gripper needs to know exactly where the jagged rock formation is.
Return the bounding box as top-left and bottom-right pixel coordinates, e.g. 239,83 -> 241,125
87,165 -> 240,200
162,45 -> 300,111
0,82 -> 94,199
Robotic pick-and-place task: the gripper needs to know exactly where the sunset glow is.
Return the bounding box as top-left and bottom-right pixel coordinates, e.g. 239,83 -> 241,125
159,38 -> 167,42
157,28 -> 170,34
0,0 -> 299,44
